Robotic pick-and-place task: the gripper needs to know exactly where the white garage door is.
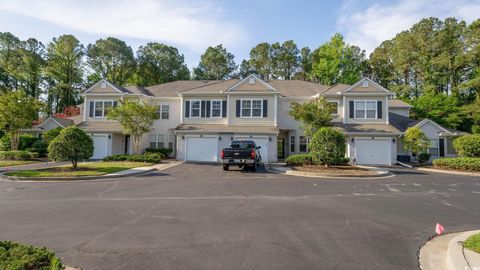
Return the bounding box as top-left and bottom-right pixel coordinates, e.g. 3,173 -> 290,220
92,134 -> 109,160
186,136 -> 218,162
355,138 -> 391,165
234,136 -> 268,163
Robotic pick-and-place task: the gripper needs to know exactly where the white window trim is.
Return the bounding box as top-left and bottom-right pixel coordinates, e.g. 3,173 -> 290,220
299,136 -> 308,153
329,100 -> 340,116
160,104 -> 169,120
210,100 -> 222,118
189,100 -> 201,118
354,100 -> 377,119
93,100 -> 114,118
240,99 -> 263,118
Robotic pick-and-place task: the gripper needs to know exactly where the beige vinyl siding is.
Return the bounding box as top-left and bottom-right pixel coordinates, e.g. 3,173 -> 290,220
85,95 -> 122,122
231,80 -> 272,91
229,95 -> 276,126
182,97 -> 228,125
344,96 -> 388,124
389,107 -> 409,117
349,82 -> 385,93
87,82 -> 122,94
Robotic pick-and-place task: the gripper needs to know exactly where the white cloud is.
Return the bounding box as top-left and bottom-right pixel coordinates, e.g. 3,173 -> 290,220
0,0 -> 247,53
337,0 -> 480,55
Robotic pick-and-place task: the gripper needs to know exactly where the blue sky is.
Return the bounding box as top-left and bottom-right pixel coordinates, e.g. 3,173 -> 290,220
1,0 -> 479,69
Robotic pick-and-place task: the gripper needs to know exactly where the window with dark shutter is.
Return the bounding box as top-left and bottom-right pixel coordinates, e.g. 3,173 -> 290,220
377,101 -> 382,119
113,101 -> 118,107
263,100 -> 268,117
89,101 -> 94,117
236,100 -> 241,117
201,101 -> 206,117
349,101 -> 354,118
222,100 -> 227,117
185,101 -> 190,117
206,101 -> 211,117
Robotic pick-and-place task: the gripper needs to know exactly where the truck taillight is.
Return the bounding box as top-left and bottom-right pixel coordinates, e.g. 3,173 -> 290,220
250,149 -> 255,159
220,150 -> 224,159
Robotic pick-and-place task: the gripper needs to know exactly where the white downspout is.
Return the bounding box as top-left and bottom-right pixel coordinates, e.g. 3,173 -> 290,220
227,95 -> 230,125
83,96 -> 87,121
274,94 -> 278,127
342,96 -> 347,124
180,95 -> 184,124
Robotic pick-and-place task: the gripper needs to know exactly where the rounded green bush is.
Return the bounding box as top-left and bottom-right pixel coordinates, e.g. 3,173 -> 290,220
309,127 -> 346,165
48,126 -> 94,168
432,157 -> 480,171
285,153 -> 316,166
453,134 -> 480,157
0,241 -> 63,270
417,152 -> 431,164
103,153 -> 164,163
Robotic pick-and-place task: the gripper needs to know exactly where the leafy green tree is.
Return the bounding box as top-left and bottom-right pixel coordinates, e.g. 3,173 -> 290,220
403,127 -> 430,158
44,35 -> 84,114
0,91 -> 42,150
43,127 -> 63,145
86,37 -> 135,86
311,33 -> 366,85
193,45 -> 236,80
238,60 -> 253,79
16,38 -> 46,99
295,47 -> 312,81
453,134 -> 480,157
0,32 -> 21,91
48,126 -> 93,169
410,93 -> 464,129
134,43 -> 190,86
309,127 -> 346,167
288,97 -> 334,137
248,42 -> 273,80
271,40 -> 300,79
107,100 -> 158,154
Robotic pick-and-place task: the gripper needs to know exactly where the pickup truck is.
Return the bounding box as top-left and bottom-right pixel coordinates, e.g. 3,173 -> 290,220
220,140 -> 262,171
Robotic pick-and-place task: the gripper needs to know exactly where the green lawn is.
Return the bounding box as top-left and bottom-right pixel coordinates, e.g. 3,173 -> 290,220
464,233 -> 480,254
0,160 -> 42,168
5,161 -> 153,178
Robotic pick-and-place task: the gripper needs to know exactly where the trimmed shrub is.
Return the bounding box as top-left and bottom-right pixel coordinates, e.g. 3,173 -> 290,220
103,153 -> 164,163
18,134 -> 39,150
0,241 -> 63,270
145,147 -> 173,156
309,127 -> 346,166
417,152 -> 431,164
48,126 -> 94,169
0,150 -> 33,160
42,127 -> 63,145
286,153 -> 317,166
453,134 -> 480,157
0,135 -> 9,151
433,157 -> 480,171
29,140 -> 48,157
472,125 -> 480,134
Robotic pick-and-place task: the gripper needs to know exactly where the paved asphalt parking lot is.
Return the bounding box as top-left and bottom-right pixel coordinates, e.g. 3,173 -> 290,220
1,163 -> 480,270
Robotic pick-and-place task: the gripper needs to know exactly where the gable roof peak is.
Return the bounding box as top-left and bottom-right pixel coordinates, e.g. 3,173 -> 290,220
226,74 -> 278,92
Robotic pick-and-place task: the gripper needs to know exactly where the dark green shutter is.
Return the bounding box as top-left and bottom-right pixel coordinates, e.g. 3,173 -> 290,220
377,101 -> 382,119
201,101 -> 206,117
89,101 -> 94,117
222,100 -> 227,117
236,100 -> 241,117
185,101 -> 190,117
263,100 -> 268,117
206,101 -> 211,117
349,101 -> 354,118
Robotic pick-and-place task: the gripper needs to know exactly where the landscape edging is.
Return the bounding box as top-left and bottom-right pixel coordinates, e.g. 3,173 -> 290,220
417,167 -> 480,177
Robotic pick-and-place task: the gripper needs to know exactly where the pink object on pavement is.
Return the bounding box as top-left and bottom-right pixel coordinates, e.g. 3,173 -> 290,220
435,223 -> 445,235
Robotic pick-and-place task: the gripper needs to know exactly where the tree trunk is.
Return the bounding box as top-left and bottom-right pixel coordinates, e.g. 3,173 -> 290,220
72,159 -> 78,170
10,132 -> 19,151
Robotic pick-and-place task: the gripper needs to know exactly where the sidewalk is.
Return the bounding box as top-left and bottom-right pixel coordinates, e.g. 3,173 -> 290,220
0,161 -> 70,172
0,160 -> 183,181
420,230 -> 480,270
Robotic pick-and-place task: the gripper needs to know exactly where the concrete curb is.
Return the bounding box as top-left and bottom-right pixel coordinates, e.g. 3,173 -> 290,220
419,230 -> 480,270
447,230 -> 480,270
0,161 -> 183,182
265,164 -> 393,179
417,167 -> 480,177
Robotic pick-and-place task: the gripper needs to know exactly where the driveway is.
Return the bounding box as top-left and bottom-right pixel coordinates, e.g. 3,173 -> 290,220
0,163 -> 479,269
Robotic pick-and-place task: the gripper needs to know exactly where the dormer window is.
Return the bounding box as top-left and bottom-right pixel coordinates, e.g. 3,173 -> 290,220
101,82 -> 107,88
248,77 -> 255,84
362,80 -> 369,88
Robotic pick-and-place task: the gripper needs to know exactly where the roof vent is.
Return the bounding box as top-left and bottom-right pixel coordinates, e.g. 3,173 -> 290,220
101,81 -> 107,88
362,80 -> 369,88
248,77 -> 255,84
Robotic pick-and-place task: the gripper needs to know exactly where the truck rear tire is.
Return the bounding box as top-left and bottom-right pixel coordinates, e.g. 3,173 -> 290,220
223,165 -> 229,171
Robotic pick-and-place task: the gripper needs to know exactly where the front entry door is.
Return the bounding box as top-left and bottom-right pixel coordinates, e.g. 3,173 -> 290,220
277,138 -> 285,159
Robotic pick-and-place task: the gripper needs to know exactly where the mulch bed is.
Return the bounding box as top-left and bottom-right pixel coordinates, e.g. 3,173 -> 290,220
290,165 -> 379,176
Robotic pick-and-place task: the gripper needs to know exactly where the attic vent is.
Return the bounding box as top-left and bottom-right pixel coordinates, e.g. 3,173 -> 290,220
248,77 -> 255,84
362,80 -> 369,88
101,82 -> 107,88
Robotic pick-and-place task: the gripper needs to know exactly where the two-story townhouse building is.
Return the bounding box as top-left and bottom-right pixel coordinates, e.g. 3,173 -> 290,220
29,75 -> 465,165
